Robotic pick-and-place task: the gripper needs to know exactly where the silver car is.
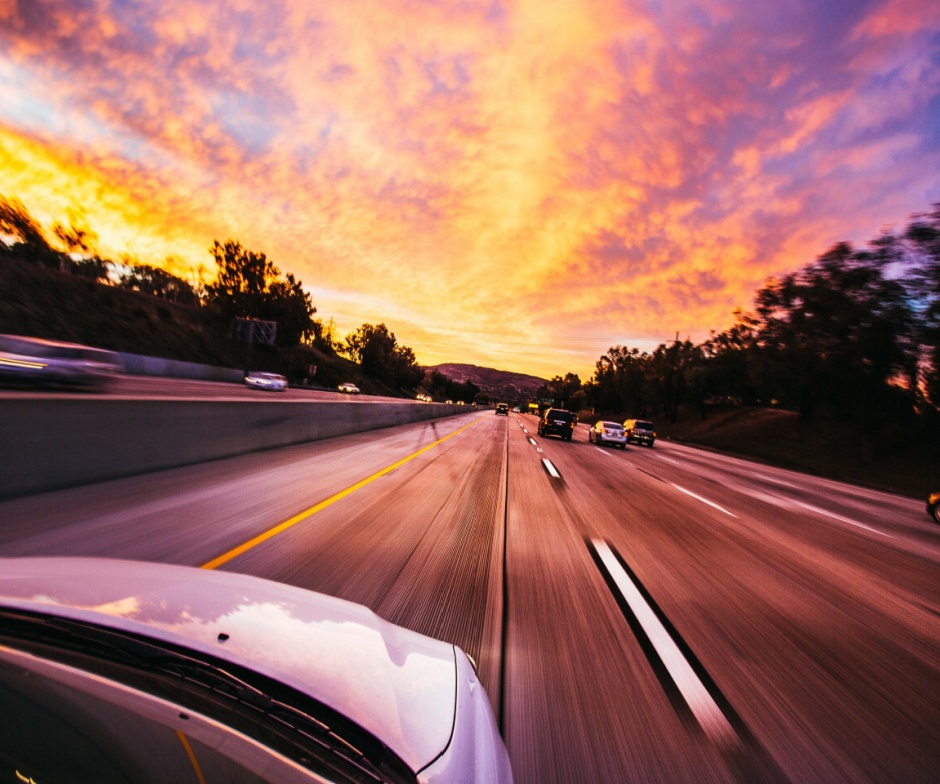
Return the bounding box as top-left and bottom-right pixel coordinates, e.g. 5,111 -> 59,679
0,333 -> 122,390
589,420 -> 627,448
0,558 -> 513,784
245,370 -> 288,391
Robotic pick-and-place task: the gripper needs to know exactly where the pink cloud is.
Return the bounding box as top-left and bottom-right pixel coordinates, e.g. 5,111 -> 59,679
0,0 -> 937,378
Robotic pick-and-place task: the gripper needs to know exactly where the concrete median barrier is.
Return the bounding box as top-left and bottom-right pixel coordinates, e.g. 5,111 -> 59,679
0,399 -> 468,499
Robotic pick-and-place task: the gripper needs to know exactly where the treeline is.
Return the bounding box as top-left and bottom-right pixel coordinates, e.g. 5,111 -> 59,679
0,195 -> 424,392
421,370 -> 480,404
540,204 -> 940,430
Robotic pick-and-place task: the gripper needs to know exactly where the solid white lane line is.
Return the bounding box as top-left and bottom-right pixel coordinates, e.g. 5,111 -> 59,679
657,456 -> 680,465
542,459 -> 561,478
594,446 -> 612,456
790,499 -> 892,537
672,484 -> 737,517
592,540 -> 738,748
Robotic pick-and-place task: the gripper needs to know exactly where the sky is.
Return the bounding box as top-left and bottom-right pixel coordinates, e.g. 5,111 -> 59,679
1,0 -> 938,380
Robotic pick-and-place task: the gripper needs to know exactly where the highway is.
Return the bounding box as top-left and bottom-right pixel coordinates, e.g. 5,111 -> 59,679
0,374 -> 410,402
1,411 -> 937,782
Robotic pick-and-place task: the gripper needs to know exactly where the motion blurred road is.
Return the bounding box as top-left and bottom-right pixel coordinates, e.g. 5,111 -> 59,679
1,410 -> 937,782
0,374 -> 407,402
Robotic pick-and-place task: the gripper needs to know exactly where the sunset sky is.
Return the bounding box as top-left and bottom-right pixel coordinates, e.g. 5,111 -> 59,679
2,0 -> 938,379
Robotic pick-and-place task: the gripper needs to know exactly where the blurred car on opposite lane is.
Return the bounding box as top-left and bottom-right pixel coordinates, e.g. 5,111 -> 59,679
0,333 -> 123,391
0,557 -> 513,784
589,420 -> 627,448
338,382 -> 360,394
244,370 -> 288,391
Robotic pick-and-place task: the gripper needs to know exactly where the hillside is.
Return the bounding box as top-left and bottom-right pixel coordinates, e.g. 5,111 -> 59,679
659,406 -> 938,499
428,363 -> 546,402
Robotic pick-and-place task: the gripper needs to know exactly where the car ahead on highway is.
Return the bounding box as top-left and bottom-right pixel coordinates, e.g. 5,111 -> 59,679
623,418 -> 656,447
495,403 -> 509,416
338,382 -> 360,394
0,333 -> 122,391
538,408 -> 576,441
589,420 -> 627,448
244,370 -> 288,391
0,558 -> 513,784
929,492 -> 939,524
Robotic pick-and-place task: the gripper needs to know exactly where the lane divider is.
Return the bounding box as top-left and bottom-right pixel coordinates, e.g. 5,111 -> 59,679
542,459 -> 561,479
201,416 -> 487,570
672,483 -> 737,517
589,538 -> 739,749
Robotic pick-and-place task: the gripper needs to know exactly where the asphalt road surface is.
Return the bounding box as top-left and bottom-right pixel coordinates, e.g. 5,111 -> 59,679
1,411 -> 937,783
0,373 -> 415,402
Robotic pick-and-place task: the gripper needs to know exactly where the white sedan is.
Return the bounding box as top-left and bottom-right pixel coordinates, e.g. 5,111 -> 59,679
589,420 -> 627,448
245,371 -> 288,391
337,382 -> 360,394
0,558 -> 513,783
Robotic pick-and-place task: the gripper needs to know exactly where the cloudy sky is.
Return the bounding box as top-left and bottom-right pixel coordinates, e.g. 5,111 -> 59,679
2,0 -> 938,379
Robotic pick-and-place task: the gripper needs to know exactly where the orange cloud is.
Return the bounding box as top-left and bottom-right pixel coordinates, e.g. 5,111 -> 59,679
1,0 -> 938,379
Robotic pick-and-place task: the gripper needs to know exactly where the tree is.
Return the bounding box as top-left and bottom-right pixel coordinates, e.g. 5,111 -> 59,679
901,204 -> 940,407
0,194 -> 60,267
206,239 -> 316,347
0,195 -> 47,248
751,241 -> 916,420
344,323 -> 422,389
118,262 -> 199,305
52,212 -> 98,257
539,373 -> 582,409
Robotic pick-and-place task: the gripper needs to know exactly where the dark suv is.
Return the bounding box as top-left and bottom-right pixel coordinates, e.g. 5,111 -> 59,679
538,408 -> 576,440
495,402 -> 509,415
624,419 -> 656,447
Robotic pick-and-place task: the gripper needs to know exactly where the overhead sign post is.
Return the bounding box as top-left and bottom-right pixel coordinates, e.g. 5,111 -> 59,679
231,318 -> 277,372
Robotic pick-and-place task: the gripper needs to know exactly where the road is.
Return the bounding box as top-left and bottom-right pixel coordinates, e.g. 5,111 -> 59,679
0,373 -> 421,402
1,411 -> 937,782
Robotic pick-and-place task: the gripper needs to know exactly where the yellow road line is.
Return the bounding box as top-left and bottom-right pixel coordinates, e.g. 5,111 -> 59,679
176,731 -> 207,784
201,416 -> 486,570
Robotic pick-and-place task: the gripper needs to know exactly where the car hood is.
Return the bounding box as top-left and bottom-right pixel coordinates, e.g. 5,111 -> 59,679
0,557 -> 457,773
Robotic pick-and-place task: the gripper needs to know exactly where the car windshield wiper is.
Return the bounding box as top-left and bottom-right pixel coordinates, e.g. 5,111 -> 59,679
0,609 -> 416,784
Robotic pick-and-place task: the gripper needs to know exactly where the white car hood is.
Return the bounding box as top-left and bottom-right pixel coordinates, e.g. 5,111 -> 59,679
0,557 -> 457,773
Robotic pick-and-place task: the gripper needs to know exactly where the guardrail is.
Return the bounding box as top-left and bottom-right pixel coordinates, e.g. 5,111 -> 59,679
0,399 -> 468,499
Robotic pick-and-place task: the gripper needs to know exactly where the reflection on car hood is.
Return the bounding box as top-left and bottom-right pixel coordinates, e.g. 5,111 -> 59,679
0,557 -> 456,772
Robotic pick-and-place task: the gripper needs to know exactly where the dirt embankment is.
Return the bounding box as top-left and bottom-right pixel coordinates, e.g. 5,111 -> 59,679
658,406 -> 938,499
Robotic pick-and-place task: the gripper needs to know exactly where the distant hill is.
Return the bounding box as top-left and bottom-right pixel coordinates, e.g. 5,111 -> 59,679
428,363 -> 546,402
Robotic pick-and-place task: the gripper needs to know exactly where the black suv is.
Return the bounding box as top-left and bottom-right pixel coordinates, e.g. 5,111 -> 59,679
538,408 -> 576,440
495,403 -> 509,415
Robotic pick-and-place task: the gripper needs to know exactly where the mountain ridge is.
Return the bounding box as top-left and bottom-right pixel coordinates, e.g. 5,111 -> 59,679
427,362 -> 546,401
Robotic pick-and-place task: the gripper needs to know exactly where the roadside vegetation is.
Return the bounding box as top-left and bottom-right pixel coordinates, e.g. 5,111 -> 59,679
3,192 -> 937,494
532,204 -> 940,497
0,194 -> 424,395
